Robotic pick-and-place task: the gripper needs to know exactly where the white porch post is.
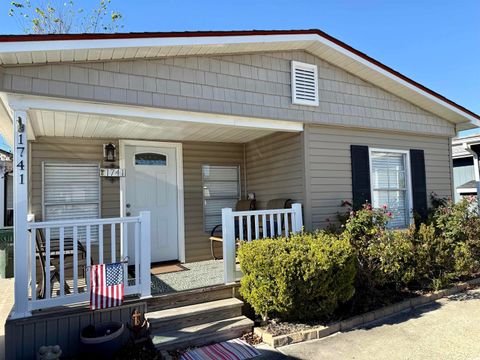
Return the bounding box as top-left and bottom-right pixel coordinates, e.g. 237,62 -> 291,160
12,109 -> 30,318
222,208 -> 236,284
292,203 -> 303,233
139,211 -> 151,298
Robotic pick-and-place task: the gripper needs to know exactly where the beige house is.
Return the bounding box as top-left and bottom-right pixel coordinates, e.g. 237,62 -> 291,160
1,30 -> 478,358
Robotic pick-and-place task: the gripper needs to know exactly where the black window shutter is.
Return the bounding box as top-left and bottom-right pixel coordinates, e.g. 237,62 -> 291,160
410,149 -> 428,223
351,145 -> 371,210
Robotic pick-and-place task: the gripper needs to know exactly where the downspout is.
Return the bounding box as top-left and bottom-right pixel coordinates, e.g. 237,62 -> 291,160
463,142 -> 480,210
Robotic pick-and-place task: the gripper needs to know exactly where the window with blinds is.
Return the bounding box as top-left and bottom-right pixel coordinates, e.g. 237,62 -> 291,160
370,150 -> 411,228
202,165 -> 240,232
43,163 -> 101,241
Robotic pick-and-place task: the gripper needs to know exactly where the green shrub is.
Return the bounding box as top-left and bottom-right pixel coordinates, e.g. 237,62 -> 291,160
413,222 -> 455,289
369,229 -> 416,289
344,198 -> 480,293
238,232 -> 356,322
432,197 -> 480,245
412,198 -> 480,289
341,204 -> 410,288
239,198 -> 480,324
342,204 -> 389,254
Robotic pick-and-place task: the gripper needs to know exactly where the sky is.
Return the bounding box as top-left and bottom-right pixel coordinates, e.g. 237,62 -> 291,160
0,0 -> 478,143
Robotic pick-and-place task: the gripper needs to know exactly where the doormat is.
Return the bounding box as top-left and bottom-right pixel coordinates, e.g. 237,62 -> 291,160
180,338 -> 260,360
150,261 -> 188,275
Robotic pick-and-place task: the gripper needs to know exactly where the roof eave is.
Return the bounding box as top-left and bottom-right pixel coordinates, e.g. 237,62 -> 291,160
0,29 -> 478,126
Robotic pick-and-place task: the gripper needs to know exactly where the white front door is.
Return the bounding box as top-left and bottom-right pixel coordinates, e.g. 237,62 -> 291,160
125,144 -> 179,262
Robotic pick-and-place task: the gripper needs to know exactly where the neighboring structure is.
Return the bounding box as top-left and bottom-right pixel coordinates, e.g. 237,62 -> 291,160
452,134 -> 480,201
0,29 -> 479,358
0,148 -> 12,226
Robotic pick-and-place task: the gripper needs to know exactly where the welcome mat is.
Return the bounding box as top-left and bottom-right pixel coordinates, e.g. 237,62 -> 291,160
150,261 -> 188,275
180,339 -> 260,360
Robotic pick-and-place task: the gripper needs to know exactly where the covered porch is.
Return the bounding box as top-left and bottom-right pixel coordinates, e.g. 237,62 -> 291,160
1,93 -> 304,318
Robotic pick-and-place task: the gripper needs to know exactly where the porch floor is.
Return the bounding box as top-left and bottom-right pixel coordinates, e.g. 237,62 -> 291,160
150,260 -> 242,296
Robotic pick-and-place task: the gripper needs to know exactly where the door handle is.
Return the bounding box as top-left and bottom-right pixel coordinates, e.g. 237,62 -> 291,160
126,212 -> 131,217
126,203 -> 131,208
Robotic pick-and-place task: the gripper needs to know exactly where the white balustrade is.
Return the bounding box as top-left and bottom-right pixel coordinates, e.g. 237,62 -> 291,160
22,211 -> 151,312
222,203 -> 303,283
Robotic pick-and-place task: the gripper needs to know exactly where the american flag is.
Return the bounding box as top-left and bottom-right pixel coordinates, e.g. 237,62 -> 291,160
90,262 -> 124,310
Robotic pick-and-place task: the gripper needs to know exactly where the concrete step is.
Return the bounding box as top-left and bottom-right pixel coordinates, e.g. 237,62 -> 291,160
151,315 -> 254,351
147,298 -> 244,331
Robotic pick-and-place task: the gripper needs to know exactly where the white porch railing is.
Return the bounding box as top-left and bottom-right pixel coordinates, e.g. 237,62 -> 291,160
222,203 -> 303,283
15,211 -> 151,315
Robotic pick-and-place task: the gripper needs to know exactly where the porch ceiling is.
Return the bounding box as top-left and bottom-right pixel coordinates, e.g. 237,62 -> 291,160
28,109 -> 282,143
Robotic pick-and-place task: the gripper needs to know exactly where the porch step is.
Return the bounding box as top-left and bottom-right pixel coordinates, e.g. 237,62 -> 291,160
150,315 -> 254,351
147,298 -> 243,331
146,283 -> 238,312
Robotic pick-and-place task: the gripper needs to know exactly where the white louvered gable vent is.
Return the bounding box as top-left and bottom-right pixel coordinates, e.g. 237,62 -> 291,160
291,61 -> 319,106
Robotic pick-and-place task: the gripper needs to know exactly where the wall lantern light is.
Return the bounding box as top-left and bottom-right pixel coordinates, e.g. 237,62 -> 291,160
103,143 -> 117,162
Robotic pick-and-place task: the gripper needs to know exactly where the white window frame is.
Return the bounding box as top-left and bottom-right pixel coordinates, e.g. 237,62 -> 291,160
291,61 -> 319,106
202,164 -> 241,233
41,161 -> 102,221
369,148 -> 414,228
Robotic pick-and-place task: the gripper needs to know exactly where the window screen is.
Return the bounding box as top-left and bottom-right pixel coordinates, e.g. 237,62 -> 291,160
370,151 -> 410,228
202,165 -> 240,232
43,163 -> 100,241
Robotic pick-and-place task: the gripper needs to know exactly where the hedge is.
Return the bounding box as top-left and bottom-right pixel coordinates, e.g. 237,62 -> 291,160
238,197 -> 480,322
238,231 -> 356,322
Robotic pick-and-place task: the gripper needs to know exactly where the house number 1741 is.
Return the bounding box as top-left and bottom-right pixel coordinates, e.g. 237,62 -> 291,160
16,117 -> 25,185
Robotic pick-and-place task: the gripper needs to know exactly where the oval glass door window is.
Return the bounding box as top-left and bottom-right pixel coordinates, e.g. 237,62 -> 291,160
135,153 -> 167,166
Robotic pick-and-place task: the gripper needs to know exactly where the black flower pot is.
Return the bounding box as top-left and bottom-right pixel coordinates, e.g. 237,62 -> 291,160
80,321 -> 125,358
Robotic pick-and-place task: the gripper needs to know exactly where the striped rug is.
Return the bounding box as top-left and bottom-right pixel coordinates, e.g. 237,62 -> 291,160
180,339 -> 261,360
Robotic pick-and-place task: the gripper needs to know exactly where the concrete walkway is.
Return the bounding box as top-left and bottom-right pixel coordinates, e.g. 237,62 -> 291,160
274,288 -> 480,360
0,278 -> 14,360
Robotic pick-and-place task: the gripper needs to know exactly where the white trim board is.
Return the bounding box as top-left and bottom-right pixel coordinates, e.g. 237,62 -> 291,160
457,188 -> 477,194
2,93 -> 304,140
0,34 -> 318,53
119,139 -> 185,263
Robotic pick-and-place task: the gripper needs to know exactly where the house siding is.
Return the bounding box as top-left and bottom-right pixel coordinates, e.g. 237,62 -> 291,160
182,141 -> 244,261
29,137 -> 244,262
245,132 -> 304,209
304,124 -> 453,230
1,51 -> 454,137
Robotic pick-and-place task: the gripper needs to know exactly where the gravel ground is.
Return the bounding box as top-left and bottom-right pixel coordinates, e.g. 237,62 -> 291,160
151,260 -> 243,295
151,260 -> 224,294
